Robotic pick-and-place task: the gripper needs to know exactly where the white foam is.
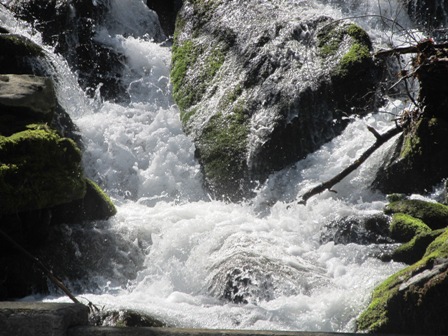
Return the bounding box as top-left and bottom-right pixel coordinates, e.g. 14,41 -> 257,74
1,0 -> 414,332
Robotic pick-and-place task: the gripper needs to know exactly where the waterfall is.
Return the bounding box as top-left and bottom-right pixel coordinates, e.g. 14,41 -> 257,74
0,0 -> 434,332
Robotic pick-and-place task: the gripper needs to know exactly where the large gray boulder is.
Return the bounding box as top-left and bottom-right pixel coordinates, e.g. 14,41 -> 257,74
172,0 -> 382,201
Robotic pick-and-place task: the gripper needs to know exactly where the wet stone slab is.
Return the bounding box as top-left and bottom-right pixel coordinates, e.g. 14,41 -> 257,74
0,302 -> 88,336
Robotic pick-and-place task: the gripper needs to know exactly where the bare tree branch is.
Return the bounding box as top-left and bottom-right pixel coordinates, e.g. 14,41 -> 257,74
298,125 -> 403,205
0,226 -> 99,312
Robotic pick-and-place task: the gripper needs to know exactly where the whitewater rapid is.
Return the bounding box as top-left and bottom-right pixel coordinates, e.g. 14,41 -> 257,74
0,0 -> 424,332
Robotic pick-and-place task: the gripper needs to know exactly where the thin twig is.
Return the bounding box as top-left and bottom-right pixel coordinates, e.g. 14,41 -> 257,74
0,227 -> 80,304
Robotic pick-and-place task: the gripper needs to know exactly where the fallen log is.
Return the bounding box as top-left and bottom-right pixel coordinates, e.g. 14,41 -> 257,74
298,125 -> 403,205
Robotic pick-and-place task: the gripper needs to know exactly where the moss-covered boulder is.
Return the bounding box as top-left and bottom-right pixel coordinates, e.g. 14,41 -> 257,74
172,0 -> 381,201
373,41 -> 448,195
51,179 -> 117,224
389,213 -> 432,242
391,229 -> 445,265
0,25 -> 118,298
357,228 -> 448,334
0,124 -> 86,213
385,199 -> 448,230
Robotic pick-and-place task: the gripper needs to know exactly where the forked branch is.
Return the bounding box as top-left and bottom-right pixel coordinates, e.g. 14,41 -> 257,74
298,125 -> 403,205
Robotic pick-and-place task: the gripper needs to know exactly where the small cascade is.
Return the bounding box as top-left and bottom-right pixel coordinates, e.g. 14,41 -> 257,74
1,0 -> 442,332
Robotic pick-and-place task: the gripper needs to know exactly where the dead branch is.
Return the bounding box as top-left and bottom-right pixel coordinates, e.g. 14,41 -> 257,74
297,125 -> 403,205
375,41 -> 448,58
0,226 -> 98,311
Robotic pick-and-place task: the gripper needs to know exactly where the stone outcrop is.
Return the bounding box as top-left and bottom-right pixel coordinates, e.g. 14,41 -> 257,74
0,32 -> 116,299
171,0 -> 382,201
5,0 -> 166,101
357,198 -> 448,334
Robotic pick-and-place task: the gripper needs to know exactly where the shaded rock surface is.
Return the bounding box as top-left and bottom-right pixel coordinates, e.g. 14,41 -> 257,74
320,213 -> 394,245
402,0 -> 448,35
146,0 -> 182,37
6,0 -> 166,101
373,40 -> 448,195
172,0 -> 382,201
0,28 -> 116,299
89,309 -> 166,328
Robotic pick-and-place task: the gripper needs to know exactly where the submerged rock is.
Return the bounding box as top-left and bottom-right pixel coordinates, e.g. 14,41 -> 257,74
207,251 -> 328,304
90,308 -> 166,328
320,213 -> 394,245
172,0 -> 382,201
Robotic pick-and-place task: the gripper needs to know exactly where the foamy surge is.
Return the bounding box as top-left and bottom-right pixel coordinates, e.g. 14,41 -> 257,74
1,0 -> 420,332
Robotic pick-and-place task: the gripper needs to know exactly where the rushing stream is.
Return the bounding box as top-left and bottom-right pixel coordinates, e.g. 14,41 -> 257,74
0,0 -> 433,332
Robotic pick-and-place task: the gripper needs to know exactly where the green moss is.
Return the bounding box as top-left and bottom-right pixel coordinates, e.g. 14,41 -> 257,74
389,213 -> 431,242
357,266 -> 404,332
385,199 -> 448,230
171,37 -> 226,125
205,47 -> 225,79
336,42 -> 370,77
171,40 -> 201,112
424,228 -> 448,259
0,124 -> 86,214
392,229 -> 445,264
400,122 -> 422,159
317,23 -> 370,58
199,106 -> 249,188
317,22 -> 372,80
86,179 -> 116,217
357,228 -> 448,332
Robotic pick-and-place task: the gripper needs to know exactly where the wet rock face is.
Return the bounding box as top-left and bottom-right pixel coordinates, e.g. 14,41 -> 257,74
320,214 -> 394,245
6,0 -> 165,101
207,251 -> 329,305
172,0 -> 381,201
403,0 -> 448,34
146,0 -> 182,37
0,29 -> 116,299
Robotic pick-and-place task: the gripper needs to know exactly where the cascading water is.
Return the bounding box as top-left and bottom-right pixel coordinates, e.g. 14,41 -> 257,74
0,0 -> 434,332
